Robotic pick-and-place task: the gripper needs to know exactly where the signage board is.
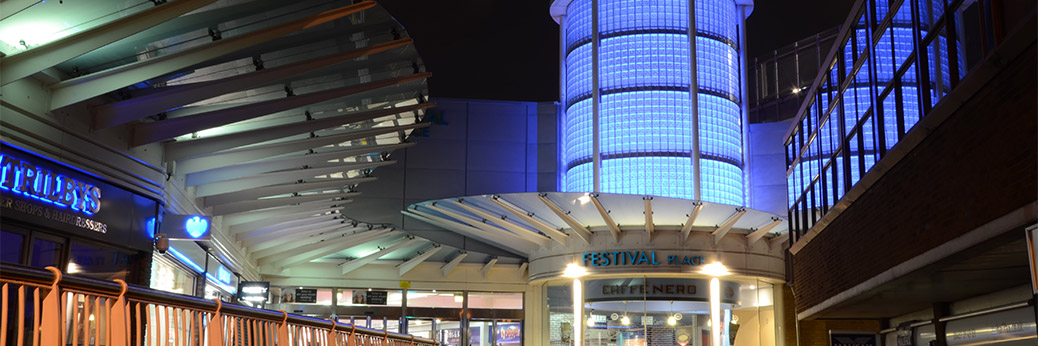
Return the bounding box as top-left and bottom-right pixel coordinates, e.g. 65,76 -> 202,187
0,144 -> 158,252
160,214 -> 212,240
582,250 -> 708,267
238,281 -> 270,303
366,290 -> 388,305
585,278 -> 740,304
829,331 -> 878,346
295,288 -> 318,303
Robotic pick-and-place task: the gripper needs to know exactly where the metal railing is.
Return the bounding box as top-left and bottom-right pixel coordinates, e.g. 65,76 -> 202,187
0,264 -> 438,346
783,0 -> 1023,242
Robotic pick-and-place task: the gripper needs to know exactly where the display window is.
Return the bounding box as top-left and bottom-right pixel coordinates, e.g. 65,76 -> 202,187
547,276 -> 777,346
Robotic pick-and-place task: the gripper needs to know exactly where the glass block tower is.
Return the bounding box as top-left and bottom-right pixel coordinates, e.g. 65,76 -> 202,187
553,0 -> 754,206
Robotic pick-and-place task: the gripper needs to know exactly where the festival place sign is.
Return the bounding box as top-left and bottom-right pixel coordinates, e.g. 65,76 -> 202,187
0,144 -> 157,251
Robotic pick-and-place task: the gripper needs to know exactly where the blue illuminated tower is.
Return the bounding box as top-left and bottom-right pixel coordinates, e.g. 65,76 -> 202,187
551,0 -> 754,205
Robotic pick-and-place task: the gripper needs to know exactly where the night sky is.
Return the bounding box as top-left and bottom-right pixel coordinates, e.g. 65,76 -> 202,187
379,0 -> 853,101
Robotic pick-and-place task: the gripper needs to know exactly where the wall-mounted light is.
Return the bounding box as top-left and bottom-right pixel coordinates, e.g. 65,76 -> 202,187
453,293 -> 463,303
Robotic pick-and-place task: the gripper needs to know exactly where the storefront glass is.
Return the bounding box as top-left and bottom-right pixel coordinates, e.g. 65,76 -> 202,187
0,230 -> 24,263
149,255 -> 195,295
548,276 -> 777,346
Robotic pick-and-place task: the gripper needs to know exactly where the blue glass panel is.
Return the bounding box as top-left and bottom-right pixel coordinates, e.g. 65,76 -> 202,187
598,0 -> 688,34
564,98 -> 594,164
600,157 -> 694,199
565,162 -> 594,193
694,0 -> 738,42
699,159 -> 742,205
697,94 -> 742,162
599,91 -> 693,155
566,0 -> 592,48
696,37 -> 740,97
566,43 -> 593,101
599,34 -> 690,90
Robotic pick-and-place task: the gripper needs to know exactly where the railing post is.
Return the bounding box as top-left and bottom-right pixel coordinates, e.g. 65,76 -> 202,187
326,319 -> 338,346
347,324 -> 356,346
209,299 -> 225,346
40,267 -> 62,346
278,311 -> 290,346
109,280 -> 130,346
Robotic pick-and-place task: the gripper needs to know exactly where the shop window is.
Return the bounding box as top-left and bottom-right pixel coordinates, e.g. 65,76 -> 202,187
29,236 -> 63,268
468,292 -> 523,309
407,290 -> 463,309
68,240 -> 131,281
1,230 -> 24,263
149,255 -> 195,295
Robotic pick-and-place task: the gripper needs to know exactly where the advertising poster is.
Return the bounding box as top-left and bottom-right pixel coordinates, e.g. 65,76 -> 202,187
497,323 -> 521,344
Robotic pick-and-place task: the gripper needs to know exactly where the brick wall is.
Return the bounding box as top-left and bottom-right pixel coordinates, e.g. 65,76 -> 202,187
792,42 -> 1037,313
798,319 -> 882,346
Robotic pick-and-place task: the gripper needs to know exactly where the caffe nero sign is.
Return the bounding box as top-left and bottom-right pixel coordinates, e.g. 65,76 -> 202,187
0,144 -> 158,252
586,278 -> 740,304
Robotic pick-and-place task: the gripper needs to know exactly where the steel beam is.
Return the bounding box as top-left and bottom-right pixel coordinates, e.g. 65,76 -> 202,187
746,217 -> 783,245
205,177 -> 374,207
480,257 -> 498,279
193,162 -> 390,196
187,156 -> 390,186
448,200 -> 556,248
93,38 -> 415,128
250,225 -> 373,262
244,222 -> 350,253
175,140 -> 413,175
712,208 -> 747,244
232,215 -> 339,237
165,104 -> 430,160
488,196 -> 569,244
397,245 -> 443,277
440,252 -> 468,278
403,210 -> 535,256
132,72 -> 430,146
425,204 -> 550,249
0,0 -> 41,21
644,197 -> 654,236
209,192 -> 358,216
269,228 -> 395,268
340,236 -> 419,275
680,202 -> 704,242
536,194 -> 593,244
47,1 -> 377,109
0,0 -> 218,86
220,204 -> 343,226
589,194 -> 620,242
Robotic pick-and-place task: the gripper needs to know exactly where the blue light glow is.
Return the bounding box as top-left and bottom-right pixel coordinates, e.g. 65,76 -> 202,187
561,0 -> 745,204
185,216 -> 209,238
167,246 -> 205,273
217,266 -> 232,285
0,154 -> 100,215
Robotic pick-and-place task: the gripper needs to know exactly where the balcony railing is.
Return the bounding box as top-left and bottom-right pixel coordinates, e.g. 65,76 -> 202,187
783,0 -> 1018,242
0,264 -> 438,346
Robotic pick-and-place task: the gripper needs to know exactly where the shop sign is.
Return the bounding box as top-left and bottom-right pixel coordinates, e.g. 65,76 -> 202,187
582,250 -> 707,267
829,331 -> 878,346
238,281 -> 270,302
0,145 -> 157,252
160,214 -> 212,240
585,278 -> 740,304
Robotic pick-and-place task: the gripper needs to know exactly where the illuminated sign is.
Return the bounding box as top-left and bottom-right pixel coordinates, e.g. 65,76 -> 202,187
160,214 -> 212,240
237,281 -> 270,302
585,278 -> 740,304
0,154 -> 102,215
217,266 -> 232,286
185,216 -> 209,238
582,251 -> 706,267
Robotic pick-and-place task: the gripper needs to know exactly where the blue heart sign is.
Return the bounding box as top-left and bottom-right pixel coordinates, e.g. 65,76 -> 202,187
185,216 -> 209,238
